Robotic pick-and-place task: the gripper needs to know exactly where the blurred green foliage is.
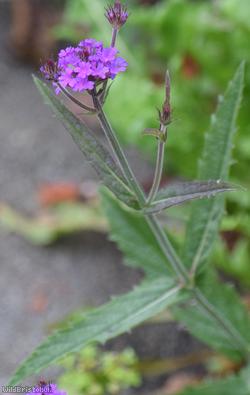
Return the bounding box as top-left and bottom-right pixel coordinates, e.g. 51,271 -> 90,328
0,201 -> 107,245
53,0 -> 250,285
57,344 -> 141,395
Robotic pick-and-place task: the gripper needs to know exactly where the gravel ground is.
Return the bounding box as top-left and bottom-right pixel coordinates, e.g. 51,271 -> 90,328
0,4 -> 202,389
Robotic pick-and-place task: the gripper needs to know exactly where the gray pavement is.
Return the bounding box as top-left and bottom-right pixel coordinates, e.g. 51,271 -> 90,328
0,4 -> 202,389
0,6 -> 142,385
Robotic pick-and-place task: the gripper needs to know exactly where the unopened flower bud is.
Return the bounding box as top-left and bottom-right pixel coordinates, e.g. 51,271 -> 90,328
40,59 -> 60,82
159,70 -> 171,126
105,0 -> 129,29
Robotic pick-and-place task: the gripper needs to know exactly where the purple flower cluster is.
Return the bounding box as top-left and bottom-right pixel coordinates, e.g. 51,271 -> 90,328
41,39 -> 127,94
26,383 -> 66,395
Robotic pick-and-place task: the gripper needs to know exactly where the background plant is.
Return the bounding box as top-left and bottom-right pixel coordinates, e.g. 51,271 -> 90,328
53,0 -> 250,287
9,2 -> 250,394
1,0 -> 249,288
57,344 -> 140,395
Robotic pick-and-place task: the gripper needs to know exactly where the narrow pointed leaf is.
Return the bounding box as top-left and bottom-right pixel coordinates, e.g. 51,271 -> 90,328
9,277 -> 187,385
143,128 -> 162,138
143,181 -> 235,214
173,270 -> 250,360
101,188 -> 174,278
33,76 -> 138,208
182,63 -> 245,273
179,364 -> 250,395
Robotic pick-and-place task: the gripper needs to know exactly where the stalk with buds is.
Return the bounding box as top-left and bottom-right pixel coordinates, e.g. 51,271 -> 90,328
9,1 -> 249,391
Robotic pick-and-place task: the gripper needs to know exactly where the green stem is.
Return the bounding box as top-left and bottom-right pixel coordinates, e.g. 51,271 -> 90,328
147,135 -> 166,204
145,215 -> 189,282
100,28 -> 118,104
92,94 -> 250,357
99,81 -> 108,105
57,83 -> 96,114
92,93 -> 188,282
194,288 -> 249,357
111,27 -> 118,48
92,93 -> 145,204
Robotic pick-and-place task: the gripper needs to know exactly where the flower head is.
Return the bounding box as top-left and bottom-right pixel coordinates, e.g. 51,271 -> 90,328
26,382 -> 67,395
105,0 -> 129,29
40,39 -> 127,94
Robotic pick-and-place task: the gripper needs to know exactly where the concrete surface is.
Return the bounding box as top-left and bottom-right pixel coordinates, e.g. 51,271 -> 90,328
0,3 -> 202,389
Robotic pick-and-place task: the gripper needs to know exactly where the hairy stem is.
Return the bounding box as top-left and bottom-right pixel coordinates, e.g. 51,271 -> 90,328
58,83 -> 96,113
146,215 -> 189,282
147,133 -> 166,204
92,92 -> 145,203
97,27 -> 117,105
193,288 -> 250,357
92,93 -> 189,282
111,27 -> 118,47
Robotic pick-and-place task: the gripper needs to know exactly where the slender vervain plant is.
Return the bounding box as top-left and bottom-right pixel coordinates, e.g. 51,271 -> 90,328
9,1 -> 250,393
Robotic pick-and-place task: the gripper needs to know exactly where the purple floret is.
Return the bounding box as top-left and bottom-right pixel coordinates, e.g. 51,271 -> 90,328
26,383 -> 67,395
41,38 -> 127,94
101,47 -> 118,62
109,57 -> 128,78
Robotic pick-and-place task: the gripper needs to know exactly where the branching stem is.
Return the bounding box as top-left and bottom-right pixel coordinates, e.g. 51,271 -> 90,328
92,92 -> 250,359
58,83 -> 96,114
193,288 -> 249,356
92,92 -> 190,283
147,128 -> 166,204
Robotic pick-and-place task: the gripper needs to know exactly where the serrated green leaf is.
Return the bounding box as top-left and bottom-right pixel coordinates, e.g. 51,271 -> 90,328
178,364 -> 250,395
182,63 -> 245,273
101,188 -> 174,278
143,181 -> 235,214
173,270 -> 250,360
33,76 -> 138,208
9,277 -> 187,385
